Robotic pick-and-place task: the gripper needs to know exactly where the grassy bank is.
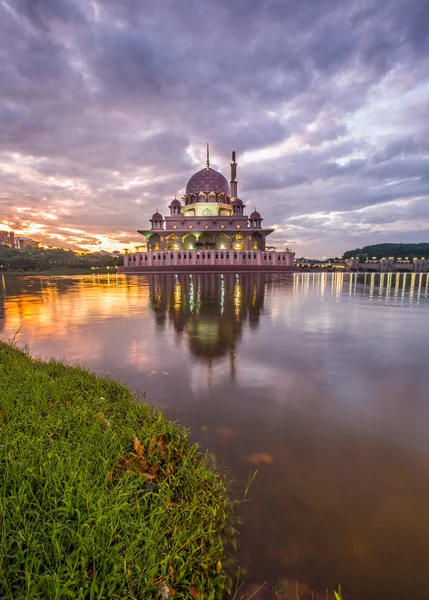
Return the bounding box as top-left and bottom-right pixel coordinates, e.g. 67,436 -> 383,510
0,341 -> 232,599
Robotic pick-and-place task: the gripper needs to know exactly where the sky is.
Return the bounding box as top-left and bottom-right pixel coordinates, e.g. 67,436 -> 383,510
0,0 -> 428,257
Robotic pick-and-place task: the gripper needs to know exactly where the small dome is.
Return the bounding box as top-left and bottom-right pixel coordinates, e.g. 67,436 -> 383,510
151,211 -> 163,220
232,198 -> 244,206
250,211 -> 261,219
169,199 -> 181,207
186,167 -> 230,197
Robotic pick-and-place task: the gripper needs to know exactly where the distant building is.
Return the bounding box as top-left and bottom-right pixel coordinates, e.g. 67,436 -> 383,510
0,231 -> 40,249
15,236 -> 40,249
121,145 -> 295,273
346,258 -> 428,273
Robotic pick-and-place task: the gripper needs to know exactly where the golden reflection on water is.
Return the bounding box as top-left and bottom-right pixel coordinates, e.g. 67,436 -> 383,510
0,274 -> 150,359
291,271 -> 428,307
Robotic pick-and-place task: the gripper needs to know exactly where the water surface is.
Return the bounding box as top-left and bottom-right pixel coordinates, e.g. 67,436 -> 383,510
1,272 -> 429,600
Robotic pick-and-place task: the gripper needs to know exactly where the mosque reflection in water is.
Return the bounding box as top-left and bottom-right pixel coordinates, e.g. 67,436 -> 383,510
148,273 -> 266,377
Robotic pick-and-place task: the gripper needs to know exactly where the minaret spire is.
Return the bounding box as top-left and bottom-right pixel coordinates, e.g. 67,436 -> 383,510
206,143 -> 210,170
230,150 -> 238,199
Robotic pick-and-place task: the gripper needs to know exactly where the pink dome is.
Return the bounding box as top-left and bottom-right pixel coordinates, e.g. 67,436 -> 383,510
250,211 -> 261,219
151,212 -> 163,220
186,167 -> 230,197
169,199 -> 181,207
232,198 -> 244,206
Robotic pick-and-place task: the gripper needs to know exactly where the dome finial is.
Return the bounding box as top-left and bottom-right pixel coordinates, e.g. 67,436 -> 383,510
206,143 -> 210,170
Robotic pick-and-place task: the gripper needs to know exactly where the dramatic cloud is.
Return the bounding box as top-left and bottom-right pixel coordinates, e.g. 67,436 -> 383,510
0,0 -> 428,255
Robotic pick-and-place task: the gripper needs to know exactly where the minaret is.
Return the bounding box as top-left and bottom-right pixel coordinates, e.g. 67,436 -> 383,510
230,150 -> 238,199
206,143 -> 210,170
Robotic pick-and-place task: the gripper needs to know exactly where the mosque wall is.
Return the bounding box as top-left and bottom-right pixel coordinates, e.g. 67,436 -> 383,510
121,249 -> 296,272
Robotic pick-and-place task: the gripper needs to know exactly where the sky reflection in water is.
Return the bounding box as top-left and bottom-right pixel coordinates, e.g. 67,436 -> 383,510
1,272 -> 429,600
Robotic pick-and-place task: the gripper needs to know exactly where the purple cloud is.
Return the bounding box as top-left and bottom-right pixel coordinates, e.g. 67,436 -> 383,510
0,0 -> 428,255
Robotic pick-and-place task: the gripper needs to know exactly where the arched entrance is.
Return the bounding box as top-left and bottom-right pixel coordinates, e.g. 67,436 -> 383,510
232,233 -> 246,250
166,234 -> 180,250
252,232 -> 264,250
149,233 -> 161,251
197,232 -> 215,248
216,233 -> 231,249
182,233 -> 197,250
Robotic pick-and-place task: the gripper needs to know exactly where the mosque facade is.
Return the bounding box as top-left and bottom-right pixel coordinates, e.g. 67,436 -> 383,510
121,147 -> 295,272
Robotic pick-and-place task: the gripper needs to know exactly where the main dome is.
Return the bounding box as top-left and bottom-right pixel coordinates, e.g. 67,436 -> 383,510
186,167 -> 230,197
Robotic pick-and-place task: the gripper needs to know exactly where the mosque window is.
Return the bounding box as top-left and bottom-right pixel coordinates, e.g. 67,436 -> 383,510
203,209 -> 212,216
283,256 -> 285,260
178,254 -> 181,259
197,254 -> 200,259
216,253 -> 218,259
153,255 -> 156,259
269,255 -> 272,260
254,254 -> 256,259
145,256 -> 147,260
163,255 -> 166,259
158,255 -> 161,259
278,256 -> 280,260
208,253 -> 211,258
183,254 -> 186,259
226,253 -> 229,259
264,255 -> 267,260
221,254 -> 224,259
234,254 -> 237,259
171,254 -> 173,259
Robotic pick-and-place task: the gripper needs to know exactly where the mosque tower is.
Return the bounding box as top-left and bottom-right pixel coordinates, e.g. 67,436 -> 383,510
230,150 -> 238,200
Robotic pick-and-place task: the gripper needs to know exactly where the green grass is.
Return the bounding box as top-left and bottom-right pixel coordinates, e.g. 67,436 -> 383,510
0,341 -> 233,599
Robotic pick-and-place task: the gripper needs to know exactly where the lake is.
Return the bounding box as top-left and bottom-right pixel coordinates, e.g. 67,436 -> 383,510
1,271 -> 429,600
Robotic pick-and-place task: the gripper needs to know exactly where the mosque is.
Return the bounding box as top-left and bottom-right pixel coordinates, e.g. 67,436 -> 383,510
121,146 -> 295,272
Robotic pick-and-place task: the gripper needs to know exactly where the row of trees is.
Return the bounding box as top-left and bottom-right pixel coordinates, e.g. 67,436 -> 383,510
343,243 -> 429,261
0,246 -> 124,271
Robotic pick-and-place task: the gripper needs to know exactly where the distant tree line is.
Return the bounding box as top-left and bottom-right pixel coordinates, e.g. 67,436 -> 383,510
0,246 -> 124,271
343,243 -> 429,261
